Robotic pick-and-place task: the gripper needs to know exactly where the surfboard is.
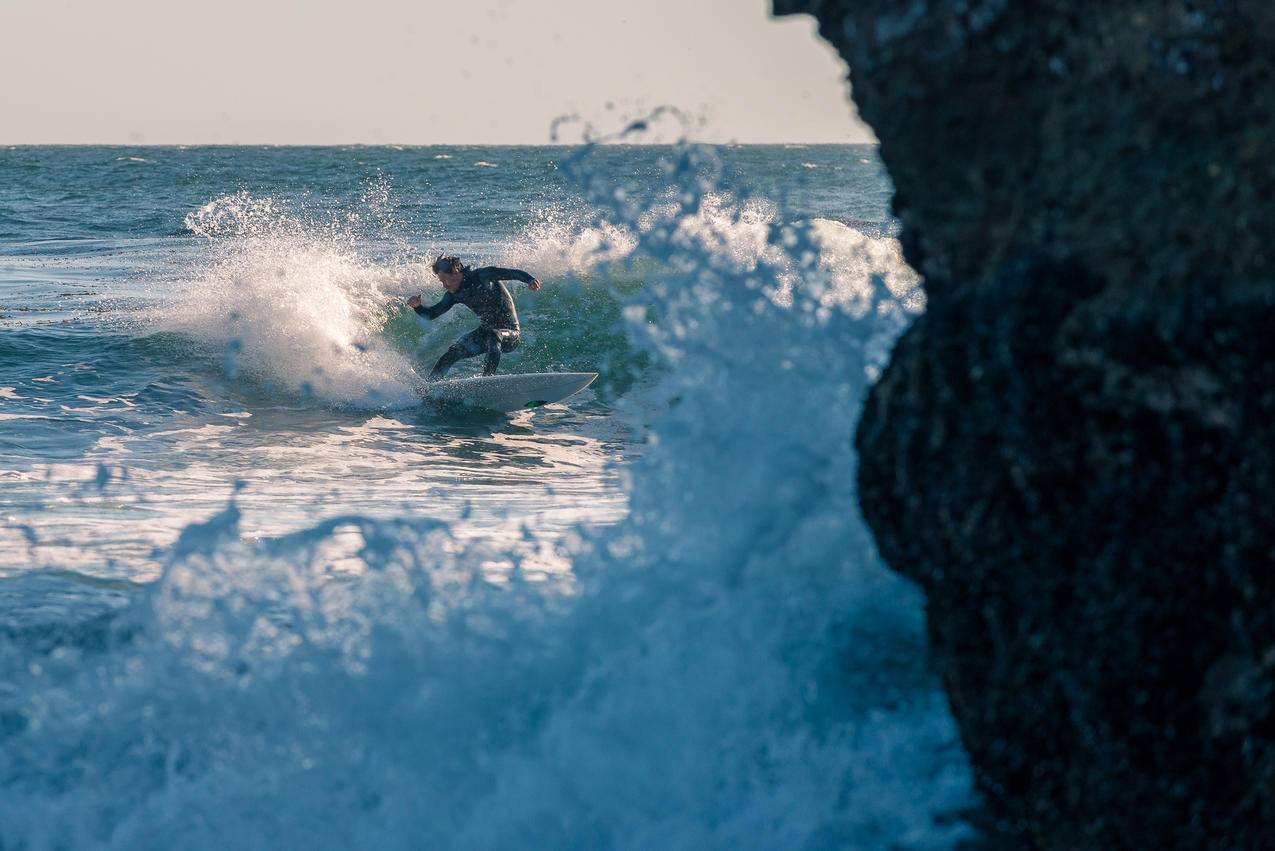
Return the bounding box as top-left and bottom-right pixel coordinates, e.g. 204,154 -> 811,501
424,372 -> 598,412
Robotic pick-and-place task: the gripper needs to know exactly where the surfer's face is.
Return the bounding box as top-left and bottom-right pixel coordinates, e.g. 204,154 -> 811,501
435,268 -> 463,292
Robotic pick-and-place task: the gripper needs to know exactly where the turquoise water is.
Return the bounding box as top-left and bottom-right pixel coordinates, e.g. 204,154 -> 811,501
0,138 -> 973,848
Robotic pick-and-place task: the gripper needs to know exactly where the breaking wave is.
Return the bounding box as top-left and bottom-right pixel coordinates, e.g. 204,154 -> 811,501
0,132 -> 973,849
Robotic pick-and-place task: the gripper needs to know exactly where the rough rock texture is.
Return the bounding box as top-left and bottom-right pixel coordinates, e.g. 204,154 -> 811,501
774,1 -> 1275,846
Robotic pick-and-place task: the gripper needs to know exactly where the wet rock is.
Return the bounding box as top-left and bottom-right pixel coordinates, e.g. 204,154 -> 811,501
775,1 -> 1275,846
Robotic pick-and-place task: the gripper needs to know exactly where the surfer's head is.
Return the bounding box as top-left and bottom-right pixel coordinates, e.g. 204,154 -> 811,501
432,255 -> 465,292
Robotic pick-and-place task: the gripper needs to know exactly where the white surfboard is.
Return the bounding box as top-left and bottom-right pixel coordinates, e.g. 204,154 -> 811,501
425,372 -> 598,412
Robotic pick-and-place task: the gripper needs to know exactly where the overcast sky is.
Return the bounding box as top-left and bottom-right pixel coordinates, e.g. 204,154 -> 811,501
0,0 -> 873,144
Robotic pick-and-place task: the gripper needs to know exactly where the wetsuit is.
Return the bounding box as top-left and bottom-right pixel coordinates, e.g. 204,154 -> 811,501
415,266 -> 535,378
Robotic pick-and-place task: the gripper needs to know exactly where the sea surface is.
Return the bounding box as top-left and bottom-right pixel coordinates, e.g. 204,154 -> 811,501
0,134 -> 974,848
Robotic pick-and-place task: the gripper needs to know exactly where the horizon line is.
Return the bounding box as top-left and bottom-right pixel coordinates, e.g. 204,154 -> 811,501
2,140 -> 879,148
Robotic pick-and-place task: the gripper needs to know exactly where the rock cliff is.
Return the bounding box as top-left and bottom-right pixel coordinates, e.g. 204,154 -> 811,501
774,1 -> 1275,845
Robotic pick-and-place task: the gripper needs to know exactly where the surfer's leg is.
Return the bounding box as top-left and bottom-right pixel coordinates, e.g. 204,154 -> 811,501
482,329 -> 520,375
428,345 -> 465,379
481,331 -> 502,375
429,330 -> 486,379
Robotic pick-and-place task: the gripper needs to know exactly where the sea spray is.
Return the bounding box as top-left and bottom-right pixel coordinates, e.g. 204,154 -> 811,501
164,189 -> 429,407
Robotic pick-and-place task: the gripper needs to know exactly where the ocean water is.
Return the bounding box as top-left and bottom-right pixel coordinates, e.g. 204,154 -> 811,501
0,133 -> 974,848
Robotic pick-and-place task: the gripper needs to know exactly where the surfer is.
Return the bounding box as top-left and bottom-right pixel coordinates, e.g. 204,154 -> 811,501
407,255 -> 542,379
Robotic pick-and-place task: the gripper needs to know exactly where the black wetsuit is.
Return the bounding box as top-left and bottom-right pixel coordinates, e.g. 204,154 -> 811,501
414,266 -> 536,378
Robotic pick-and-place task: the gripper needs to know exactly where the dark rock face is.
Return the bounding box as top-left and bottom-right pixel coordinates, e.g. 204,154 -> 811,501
774,1 -> 1275,846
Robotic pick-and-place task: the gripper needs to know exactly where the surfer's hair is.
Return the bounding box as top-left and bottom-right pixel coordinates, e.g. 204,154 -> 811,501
432,255 -> 465,275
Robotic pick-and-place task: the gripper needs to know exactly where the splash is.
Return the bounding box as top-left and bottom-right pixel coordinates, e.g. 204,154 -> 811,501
163,194 -> 423,408
500,203 -> 639,278
183,191 -> 289,239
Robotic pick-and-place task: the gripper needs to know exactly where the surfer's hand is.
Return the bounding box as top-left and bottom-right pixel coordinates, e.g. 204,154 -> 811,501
406,295 -> 422,309
528,279 -> 541,291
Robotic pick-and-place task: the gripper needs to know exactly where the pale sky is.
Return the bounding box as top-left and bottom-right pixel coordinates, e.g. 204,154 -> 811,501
0,0 -> 873,144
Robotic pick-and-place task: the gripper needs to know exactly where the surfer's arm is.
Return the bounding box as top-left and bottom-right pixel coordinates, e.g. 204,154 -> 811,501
478,267 -> 541,290
411,291 -> 455,319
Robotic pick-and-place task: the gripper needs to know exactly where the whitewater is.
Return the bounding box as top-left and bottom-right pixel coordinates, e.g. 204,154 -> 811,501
0,131 -> 975,848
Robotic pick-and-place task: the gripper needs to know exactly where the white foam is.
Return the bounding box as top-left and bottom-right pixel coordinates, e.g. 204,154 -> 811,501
500,204 -> 639,276
161,196 -> 423,407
